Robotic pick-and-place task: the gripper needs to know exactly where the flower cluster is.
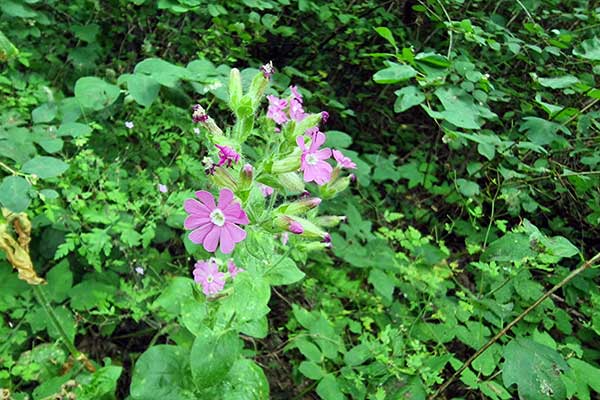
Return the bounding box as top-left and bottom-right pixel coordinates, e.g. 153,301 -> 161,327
184,63 -> 353,297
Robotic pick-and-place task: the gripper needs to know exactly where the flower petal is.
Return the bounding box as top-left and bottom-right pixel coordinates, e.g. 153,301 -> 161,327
203,225 -> 221,252
195,190 -> 216,210
225,223 -> 247,243
218,188 -> 234,209
296,135 -> 307,151
309,131 -> 326,152
316,148 -> 332,161
184,199 -> 211,216
189,223 -> 213,244
184,215 -> 210,230
223,203 -> 249,224
219,227 -> 234,254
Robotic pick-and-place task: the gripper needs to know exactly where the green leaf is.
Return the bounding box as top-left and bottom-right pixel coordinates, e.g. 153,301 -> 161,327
44,260 -> 73,303
0,176 -> 31,212
264,257 -> 305,285
374,27 -> 396,49
573,36 -> 600,60
299,361 -> 325,380
74,76 -> 121,111
368,269 -> 394,302
32,103 -> 57,124
519,117 -> 570,146
415,52 -> 451,68
434,86 -> 482,129
134,58 -> 191,87
502,337 -> 569,400
324,130 -> 353,149
130,345 -> 195,400
0,30 -> 19,62
373,62 -> 417,84
394,86 -> 425,113
295,339 -> 322,363
22,156 -> 69,179
57,122 -> 91,137
344,344 -> 371,367
127,74 -> 161,107
482,232 -> 537,263
316,374 -> 344,400
198,359 -> 269,399
456,178 -> 480,197
190,329 -> 241,389
537,75 -> 580,89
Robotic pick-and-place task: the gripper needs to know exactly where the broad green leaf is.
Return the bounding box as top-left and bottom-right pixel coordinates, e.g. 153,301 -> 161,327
127,74 -> 161,107
0,30 -> 19,62
374,27 -> 396,49
344,344 -> 371,366
264,257 -> 305,285
368,269 -> 394,302
394,86 -> 425,113
295,339 -> 322,363
519,117 -> 570,146
0,176 -> 31,212
456,178 -> 480,197
134,58 -> 191,87
299,361 -> 325,380
502,337 -> 569,400
32,103 -> 57,124
130,345 -> 195,400
75,364 -> 122,399
373,62 -> 416,84
190,329 -> 241,388
537,75 -> 580,89
435,86 -> 481,129
198,359 -> 269,399
44,259 -> 72,303
74,76 -> 121,111
482,232 -> 536,263
415,52 -> 451,68
22,156 -> 69,179
325,130 -> 353,149
573,37 -> 600,60
316,374 -> 344,400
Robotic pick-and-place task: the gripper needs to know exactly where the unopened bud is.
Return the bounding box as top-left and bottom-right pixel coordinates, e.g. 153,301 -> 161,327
314,215 -> 346,227
321,176 -> 351,199
228,68 -> 243,110
278,197 -> 321,215
239,163 -> 253,188
276,172 -> 305,193
299,241 -> 331,252
211,167 -> 238,191
272,151 -> 302,173
275,216 -> 304,234
191,104 -> 223,135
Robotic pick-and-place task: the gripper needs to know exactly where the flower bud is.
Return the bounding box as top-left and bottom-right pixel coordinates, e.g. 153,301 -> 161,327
321,175 -> 351,199
299,241 -> 331,252
276,172 -> 305,194
314,215 -> 346,227
249,70 -> 270,111
191,104 -> 223,136
272,151 -> 302,173
228,68 -> 243,110
210,167 -> 238,191
278,197 -> 321,215
275,216 -> 304,234
239,163 -> 253,188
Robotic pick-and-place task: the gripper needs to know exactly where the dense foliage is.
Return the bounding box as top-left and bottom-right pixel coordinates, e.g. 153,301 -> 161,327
1,0 -> 600,399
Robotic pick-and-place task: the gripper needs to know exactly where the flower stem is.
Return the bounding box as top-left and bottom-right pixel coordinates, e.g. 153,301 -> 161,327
31,285 -> 96,372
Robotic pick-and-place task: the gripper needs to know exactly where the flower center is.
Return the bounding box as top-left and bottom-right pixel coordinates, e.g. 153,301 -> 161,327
206,275 -> 214,283
210,209 -> 226,226
306,153 -> 318,165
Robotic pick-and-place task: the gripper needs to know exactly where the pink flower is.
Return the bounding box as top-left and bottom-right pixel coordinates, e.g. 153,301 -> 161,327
227,259 -> 244,279
260,61 -> 275,79
215,144 -> 240,167
297,131 -> 333,185
267,95 -> 289,125
192,104 -> 208,123
332,150 -> 356,169
193,259 -> 225,296
289,86 -> 307,122
321,111 -> 329,124
280,232 -> 289,245
184,188 -> 249,254
259,184 -> 274,197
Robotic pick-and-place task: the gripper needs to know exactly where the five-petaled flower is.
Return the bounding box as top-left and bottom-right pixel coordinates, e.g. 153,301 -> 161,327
184,188 -> 249,254
332,149 -> 356,169
215,144 -> 240,167
227,259 -> 244,279
267,95 -> 289,125
297,131 -> 333,185
193,259 -> 225,296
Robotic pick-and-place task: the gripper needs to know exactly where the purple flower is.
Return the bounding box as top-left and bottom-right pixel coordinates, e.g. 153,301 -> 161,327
259,184 -> 274,197
193,259 -> 225,296
242,164 -> 253,179
323,233 -> 332,248
125,121 -> 134,129
215,144 -> 240,167
192,104 -> 209,123
297,131 -> 333,185
267,95 -> 289,125
260,61 -> 275,79
158,183 -> 168,193
321,111 -> 329,124
289,86 -> 307,122
227,259 -> 244,279
184,188 -> 249,254
332,150 -> 356,169
290,86 -> 302,101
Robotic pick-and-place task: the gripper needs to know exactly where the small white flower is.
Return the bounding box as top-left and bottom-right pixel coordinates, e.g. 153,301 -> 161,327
125,121 -> 134,129
135,266 -> 145,275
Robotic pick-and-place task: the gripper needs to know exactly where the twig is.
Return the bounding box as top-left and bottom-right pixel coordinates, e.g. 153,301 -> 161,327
429,251 -> 600,400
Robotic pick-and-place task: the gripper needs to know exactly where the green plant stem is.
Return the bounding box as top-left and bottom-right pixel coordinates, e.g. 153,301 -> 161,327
32,285 -> 96,372
429,251 -> 600,400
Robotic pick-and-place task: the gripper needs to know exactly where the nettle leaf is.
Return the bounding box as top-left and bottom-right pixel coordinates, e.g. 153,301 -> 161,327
22,156 -> 69,179
130,345 -> 195,400
394,85 -> 425,113
502,337 -> 569,400
537,75 -> 580,89
373,62 -> 417,84
127,73 -> 161,107
0,176 -> 32,212
44,259 -> 73,303
573,36 -> 600,61
190,329 -> 241,389
74,76 -> 121,110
